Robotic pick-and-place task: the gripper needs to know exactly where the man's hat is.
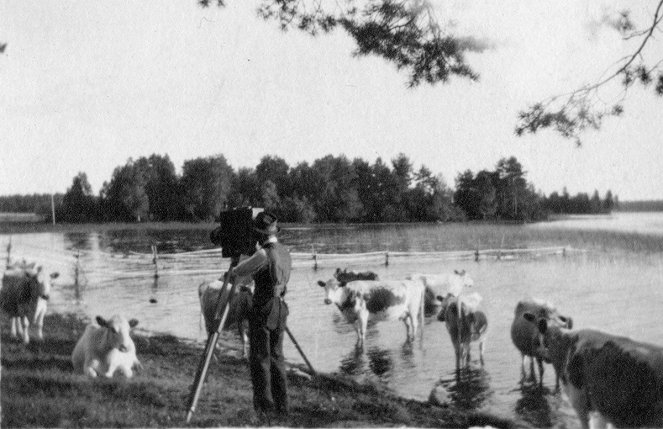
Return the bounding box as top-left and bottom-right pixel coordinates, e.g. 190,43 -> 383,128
253,211 -> 280,235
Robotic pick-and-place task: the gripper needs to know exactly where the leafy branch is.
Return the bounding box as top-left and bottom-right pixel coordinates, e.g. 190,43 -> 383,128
515,0 -> 663,145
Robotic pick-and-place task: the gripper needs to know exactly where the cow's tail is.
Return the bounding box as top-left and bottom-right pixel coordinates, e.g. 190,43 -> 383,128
419,285 -> 425,339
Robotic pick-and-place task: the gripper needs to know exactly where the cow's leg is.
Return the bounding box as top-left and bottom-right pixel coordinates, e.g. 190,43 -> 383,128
10,317 -> 19,339
588,412 -> 610,429
20,316 -> 30,344
529,356 -> 536,382
359,311 -> 368,348
536,357 -> 545,387
479,340 -> 485,366
34,306 -> 46,341
566,384 -> 591,429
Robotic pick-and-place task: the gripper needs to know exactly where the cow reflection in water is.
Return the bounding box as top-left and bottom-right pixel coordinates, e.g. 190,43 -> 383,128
514,383 -> 565,429
433,366 -> 492,410
340,346 -> 393,377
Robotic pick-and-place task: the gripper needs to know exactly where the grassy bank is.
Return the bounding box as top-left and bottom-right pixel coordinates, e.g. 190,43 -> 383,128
1,313 -> 515,428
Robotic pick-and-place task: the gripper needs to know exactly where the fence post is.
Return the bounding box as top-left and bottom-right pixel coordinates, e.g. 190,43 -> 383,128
474,248 -> 479,262
312,245 -> 318,271
6,237 -> 11,267
152,245 -> 159,279
562,247 -> 567,257
385,250 -> 389,266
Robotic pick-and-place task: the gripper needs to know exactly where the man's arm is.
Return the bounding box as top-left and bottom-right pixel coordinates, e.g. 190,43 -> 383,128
230,248 -> 268,279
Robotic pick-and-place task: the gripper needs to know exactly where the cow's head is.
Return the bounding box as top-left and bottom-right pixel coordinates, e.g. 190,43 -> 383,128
26,266 -> 59,300
96,315 -> 139,353
317,278 -> 346,305
452,269 -> 474,289
435,294 -> 456,322
523,312 -> 570,366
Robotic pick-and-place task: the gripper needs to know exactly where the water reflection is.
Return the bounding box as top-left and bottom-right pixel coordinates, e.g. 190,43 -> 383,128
339,345 -> 396,379
435,366 -> 492,410
514,382 -> 565,428
366,347 -> 393,377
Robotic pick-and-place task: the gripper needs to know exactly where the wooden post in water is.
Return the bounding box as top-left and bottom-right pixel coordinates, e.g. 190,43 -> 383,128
6,237 -> 11,267
474,248 -> 479,262
74,249 -> 81,299
385,250 -> 389,266
312,245 -> 318,271
151,245 -> 159,278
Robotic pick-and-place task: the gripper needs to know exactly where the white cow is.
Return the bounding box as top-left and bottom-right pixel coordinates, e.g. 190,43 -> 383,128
317,277 -> 425,347
524,312 -> 663,429
510,298 -> 573,388
0,263 -> 59,344
407,270 -> 474,316
198,279 -> 253,358
71,315 -> 140,378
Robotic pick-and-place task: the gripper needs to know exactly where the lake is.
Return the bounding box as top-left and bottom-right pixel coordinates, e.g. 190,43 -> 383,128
2,212 -> 663,428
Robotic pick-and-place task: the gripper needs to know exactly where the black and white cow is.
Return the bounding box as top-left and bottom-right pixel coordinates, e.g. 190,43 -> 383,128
334,267 -> 379,285
0,263 -> 59,344
524,312 -> 663,429
317,277 -> 425,348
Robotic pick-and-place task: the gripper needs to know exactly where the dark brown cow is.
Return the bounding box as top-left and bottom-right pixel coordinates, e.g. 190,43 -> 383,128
437,294 -> 487,370
524,312 -> 663,429
510,298 -> 573,388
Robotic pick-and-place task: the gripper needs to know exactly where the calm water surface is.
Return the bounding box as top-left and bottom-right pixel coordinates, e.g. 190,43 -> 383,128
2,212 -> 663,428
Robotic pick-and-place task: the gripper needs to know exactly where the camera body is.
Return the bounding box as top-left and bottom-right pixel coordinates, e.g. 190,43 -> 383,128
210,207 -> 264,258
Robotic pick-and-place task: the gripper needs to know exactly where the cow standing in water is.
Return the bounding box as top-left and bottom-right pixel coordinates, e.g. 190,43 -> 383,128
511,298 -> 573,388
317,277 -> 425,348
523,312 -> 663,429
1,263 -> 59,344
437,293 -> 487,369
407,270 -> 474,316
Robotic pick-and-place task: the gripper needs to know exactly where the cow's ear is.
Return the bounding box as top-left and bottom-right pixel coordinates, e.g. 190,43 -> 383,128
317,280 -> 326,287
129,319 -> 139,329
561,316 -> 573,329
454,269 -> 460,275
459,269 -> 466,276
96,316 -> 108,327
523,312 -> 536,323
50,272 -> 60,279
335,268 -> 341,275
436,295 -> 445,301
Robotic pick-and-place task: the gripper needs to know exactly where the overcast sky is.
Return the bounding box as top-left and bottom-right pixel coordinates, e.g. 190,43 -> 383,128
2,1 -> 662,200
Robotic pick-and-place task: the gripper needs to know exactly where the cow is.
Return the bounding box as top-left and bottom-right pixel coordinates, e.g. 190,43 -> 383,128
334,267 -> 379,285
510,298 -> 573,388
436,293 -> 487,370
0,264 -> 59,344
523,313 -> 663,429
317,277 -> 425,348
71,314 -> 141,378
198,278 -> 253,358
407,270 -> 474,316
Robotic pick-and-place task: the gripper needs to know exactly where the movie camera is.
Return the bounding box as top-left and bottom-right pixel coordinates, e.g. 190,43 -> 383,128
209,206 -> 263,258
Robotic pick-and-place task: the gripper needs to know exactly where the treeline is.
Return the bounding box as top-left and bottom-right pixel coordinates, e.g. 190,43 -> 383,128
0,153 -> 617,224
616,200 -> 663,212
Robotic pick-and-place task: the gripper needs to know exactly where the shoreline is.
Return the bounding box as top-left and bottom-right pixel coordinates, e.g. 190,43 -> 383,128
1,312 -> 517,428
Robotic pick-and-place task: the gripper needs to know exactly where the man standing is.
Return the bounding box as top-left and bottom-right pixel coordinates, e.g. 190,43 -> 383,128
229,211 -> 292,420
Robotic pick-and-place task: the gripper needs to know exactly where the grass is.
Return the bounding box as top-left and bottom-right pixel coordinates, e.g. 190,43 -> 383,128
1,313 -> 516,428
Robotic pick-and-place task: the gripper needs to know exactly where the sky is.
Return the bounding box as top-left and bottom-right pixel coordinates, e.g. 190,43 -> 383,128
1,1 -> 662,201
